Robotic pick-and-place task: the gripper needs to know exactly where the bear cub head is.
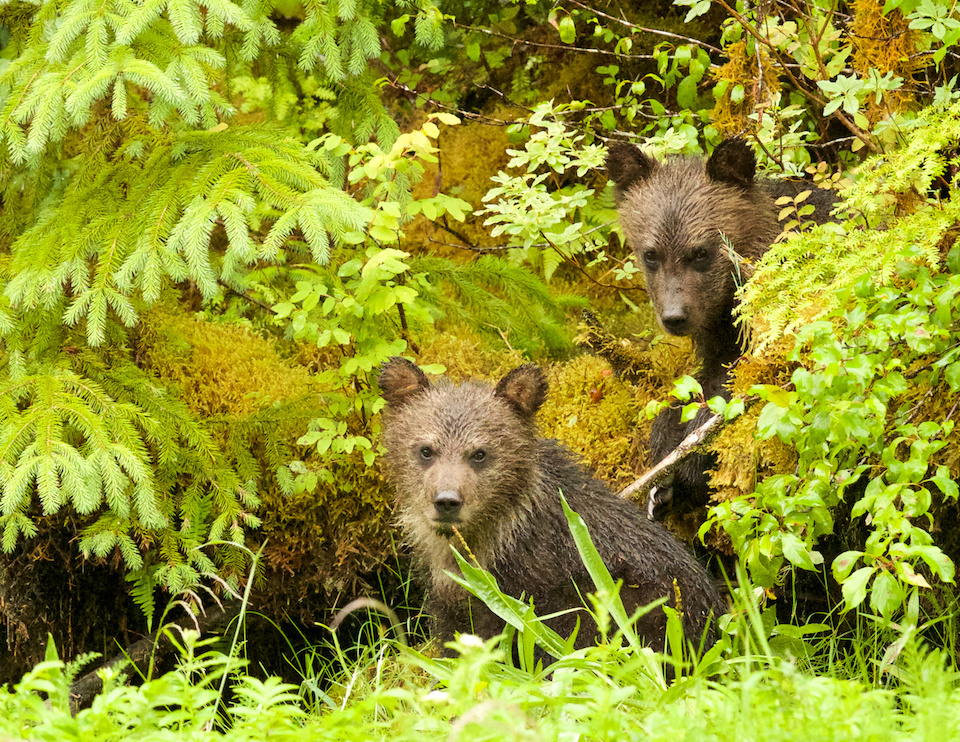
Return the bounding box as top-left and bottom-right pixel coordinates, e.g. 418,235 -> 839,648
605,138 -> 778,347
379,358 -> 547,562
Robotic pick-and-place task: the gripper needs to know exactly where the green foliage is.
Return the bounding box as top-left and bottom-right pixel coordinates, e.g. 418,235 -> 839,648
447,0 -> 960,313
3,0 -> 959,660
4,564 -> 960,741
0,0 -> 445,162
0,631 -> 307,740
742,100 -> 960,352
446,493 -> 713,679
0,348 -> 264,604
0,0 -> 568,627
4,126 -> 368,353
412,254 -> 582,356
275,243 -> 574,489
466,0 -> 958,187
274,247 -> 426,480
714,250 -> 960,618
477,102 -> 622,283
1,631 -> 954,741
705,101 -> 960,621
0,369 -> 162,553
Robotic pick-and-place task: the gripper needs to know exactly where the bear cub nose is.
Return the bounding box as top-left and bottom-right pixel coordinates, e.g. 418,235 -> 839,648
433,490 -> 462,521
661,312 -> 689,335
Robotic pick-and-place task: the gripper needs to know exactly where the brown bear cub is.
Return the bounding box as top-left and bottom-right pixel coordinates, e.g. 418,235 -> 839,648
379,357 -> 724,659
606,139 -> 836,510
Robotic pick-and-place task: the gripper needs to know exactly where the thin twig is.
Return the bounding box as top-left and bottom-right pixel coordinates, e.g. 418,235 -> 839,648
218,279 -> 278,315
537,228 -> 646,291
429,221 -> 616,253
455,20 -> 656,60
437,215 -> 478,250
397,301 -> 420,355
565,0 -> 724,55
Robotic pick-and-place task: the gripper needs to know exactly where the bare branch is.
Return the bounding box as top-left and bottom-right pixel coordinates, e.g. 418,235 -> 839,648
618,412 -> 723,502
455,20 -> 656,60
565,0 -> 724,55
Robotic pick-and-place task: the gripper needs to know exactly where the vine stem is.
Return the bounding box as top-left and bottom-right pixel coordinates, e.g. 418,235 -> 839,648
565,0 -> 724,54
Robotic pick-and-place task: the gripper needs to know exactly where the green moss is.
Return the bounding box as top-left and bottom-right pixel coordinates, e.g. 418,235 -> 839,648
416,327 -> 527,380
538,354 -> 641,488
711,43 -> 781,136
139,305 -> 314,417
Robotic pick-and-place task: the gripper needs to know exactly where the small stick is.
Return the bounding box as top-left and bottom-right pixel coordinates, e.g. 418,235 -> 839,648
618,412 -> 723,502
330,597 -> 408,648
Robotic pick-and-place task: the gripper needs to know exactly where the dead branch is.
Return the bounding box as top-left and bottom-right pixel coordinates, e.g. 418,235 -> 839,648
68,602 -> 241,715
618,411 -> 723,502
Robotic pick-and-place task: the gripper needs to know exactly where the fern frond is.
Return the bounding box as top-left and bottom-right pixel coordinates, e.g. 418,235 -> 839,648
126,565 -> 159,629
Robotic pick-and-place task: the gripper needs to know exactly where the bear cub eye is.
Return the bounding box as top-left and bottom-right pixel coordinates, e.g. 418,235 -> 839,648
642,250 -> 659,269
691,246 -> 710,265
469,449 -> 487,464
419,446 -> 434,461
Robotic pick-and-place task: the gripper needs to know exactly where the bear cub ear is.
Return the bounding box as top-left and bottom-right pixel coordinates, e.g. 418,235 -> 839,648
705,138 -> 756,189
605,142 -> 659,203
379,357 -> 430,407
494,365 -> 548,420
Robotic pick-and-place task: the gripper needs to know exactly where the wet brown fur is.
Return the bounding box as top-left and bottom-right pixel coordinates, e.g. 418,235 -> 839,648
379,358 -> 724,657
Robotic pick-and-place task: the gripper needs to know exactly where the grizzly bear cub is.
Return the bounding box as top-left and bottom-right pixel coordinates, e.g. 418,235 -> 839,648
606,139 -> 837,510
379,357 -> 724,658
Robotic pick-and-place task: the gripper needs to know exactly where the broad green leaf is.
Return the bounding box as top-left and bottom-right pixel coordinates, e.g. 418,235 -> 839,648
449,550 -> 568,659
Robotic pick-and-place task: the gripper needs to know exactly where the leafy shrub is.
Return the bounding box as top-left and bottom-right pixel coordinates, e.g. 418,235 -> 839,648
706,99 -> 960,621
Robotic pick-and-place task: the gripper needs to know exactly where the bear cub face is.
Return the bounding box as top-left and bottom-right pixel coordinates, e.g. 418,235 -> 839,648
606,138 -> 777,347
379,359 -> 545,562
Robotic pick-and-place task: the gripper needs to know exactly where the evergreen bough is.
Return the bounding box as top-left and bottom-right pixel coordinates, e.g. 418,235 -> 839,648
0,0 -> 447,614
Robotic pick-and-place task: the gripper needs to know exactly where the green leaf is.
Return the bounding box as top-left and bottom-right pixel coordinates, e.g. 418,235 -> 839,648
869,570 -> 904,618
449,550 -> 568,658
682,0 -> 713,22
841,566 -> 874,609
945,361 -> 960,392
676,74 -> 699,109
560,493 -> 639,648
673,375 -> 703,400
781,532 -> 821,571
390,14 -> 410,35
832,550 -> 863,582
